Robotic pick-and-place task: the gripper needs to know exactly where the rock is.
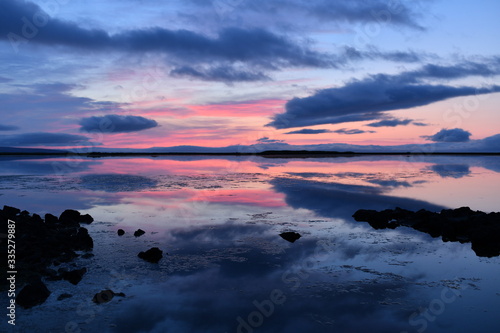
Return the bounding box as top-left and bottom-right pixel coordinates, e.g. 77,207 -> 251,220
59,209 -> 81,225
92,290 -> 114,304
72,227 -> 93,251
279,232 -> 302,243
117,229 -> 125,236
16,278 -> 51,309
2,205 -> 20,218
57,250 -> 78,263
92,290 -> 121,304
353,207 -> 500,257
62,268 -> 87,285
1,206 -> 94,294
44,213 -> 59,225
81,253 -> 95,259
57,293 -> 73,301
134,229 -> 146,237
79,214 -> 94,224
138,247 -> 163,263
32,213 -> 44,224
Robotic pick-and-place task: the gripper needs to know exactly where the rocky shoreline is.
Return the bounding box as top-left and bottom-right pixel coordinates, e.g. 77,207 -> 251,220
1,205 -> 94,308
1,205 -> 168,310
353,207 -> 500,257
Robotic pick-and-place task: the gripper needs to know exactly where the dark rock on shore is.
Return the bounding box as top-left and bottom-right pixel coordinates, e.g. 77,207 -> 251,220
117,229 -> 125,236
134,229 -> 146,237
59,209 -> 82,226
62,268 -> 87,285
280,231 -> 302,243
79,214 -> 94,224
57,293 -> 73,301
1,205 -> 94,306
138,247 -> 163,263
353,207 -> 500,257
92,289 -> 126,304
16,278 -> 51,309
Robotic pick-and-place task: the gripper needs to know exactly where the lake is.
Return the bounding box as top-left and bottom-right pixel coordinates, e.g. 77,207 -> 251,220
1,154 -> 499,333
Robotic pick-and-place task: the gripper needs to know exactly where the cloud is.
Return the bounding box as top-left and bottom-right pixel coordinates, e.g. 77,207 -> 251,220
256,137 -> 285,144
268,60 -> 500,129
284,128 -> 374,135
339,46 -> 424,64
0,132 -> 96,146
430,164 -> 471,179
271,178 -> 444,221
285,129 -> 332,134
0,83 -> 123,117
333,128 -> 376,135
0,1 -> 333,70
170,65 -> 269,82
366,118 -> 413,127
79,115 -> 158,133
423,128 -> 471,142
0,124 -> 19,131
187,0 -> 426,30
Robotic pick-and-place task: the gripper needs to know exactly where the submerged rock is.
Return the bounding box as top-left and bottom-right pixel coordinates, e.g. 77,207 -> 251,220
134,229 -> 146,237
138,247 -> 163,263
57,293 -> 73,301
16,278 -> 51,309
62,268 -> 87,285
353,207 -> 500,257
280,231 -> 302,243
92,290 -> 126,304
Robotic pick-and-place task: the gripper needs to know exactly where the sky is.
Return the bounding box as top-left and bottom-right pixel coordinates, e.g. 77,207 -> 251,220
0,0 -> 499,151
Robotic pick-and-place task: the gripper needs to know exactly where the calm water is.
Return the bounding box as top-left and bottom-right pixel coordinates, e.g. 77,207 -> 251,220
1,155 -> 499,333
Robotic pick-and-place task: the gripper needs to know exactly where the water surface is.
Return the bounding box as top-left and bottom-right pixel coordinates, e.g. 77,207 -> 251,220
1,155 -> 499,333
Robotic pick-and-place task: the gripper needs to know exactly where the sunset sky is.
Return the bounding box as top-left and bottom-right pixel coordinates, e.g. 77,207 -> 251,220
1,0 -> 499,151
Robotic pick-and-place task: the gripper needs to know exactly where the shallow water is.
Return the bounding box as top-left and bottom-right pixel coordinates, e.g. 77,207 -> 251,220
1,155 -> 499,333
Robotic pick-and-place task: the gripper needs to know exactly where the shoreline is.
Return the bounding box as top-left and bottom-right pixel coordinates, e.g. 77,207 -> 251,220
0,151 -> 499,158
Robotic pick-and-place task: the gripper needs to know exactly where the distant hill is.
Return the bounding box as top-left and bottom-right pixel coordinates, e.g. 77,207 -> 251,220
0,147 -> 68,154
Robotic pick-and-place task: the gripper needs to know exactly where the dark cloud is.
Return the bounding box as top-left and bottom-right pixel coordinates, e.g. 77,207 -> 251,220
367,118 -> 413,127
285,129 -> 332,134
0,132 -> 96,146
340,46 -> 424,64
0,124 -> 19,131
0,1 -> 332,70
0,83 -> 123,117
170,65 -> 269,82
268,60 -> 500,129
430,164 -> 471,179
271,178 -> 444,221
256,137 -> 285,144
367,179 -> 412,188
416,61 -> 500,80
303,0 -> 425,29
190,0 -> 426,29
412,122 -> 429,126
333,128 -> 376,135
79,115 -> 158,133
423,128 -> 471,142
